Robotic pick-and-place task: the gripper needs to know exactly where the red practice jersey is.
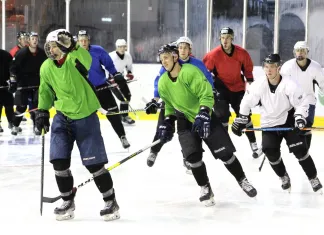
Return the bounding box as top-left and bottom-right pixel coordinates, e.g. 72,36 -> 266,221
203,45 -> 254,92
9,45 -> 21,57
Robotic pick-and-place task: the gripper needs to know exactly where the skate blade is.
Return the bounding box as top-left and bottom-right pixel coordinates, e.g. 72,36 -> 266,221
283,187 -> 291,193
103,211 -> 120,221
202,198 -> 215,207
56,211 -> 75,221
186,169 -> 192,175
315,189 -> 323,195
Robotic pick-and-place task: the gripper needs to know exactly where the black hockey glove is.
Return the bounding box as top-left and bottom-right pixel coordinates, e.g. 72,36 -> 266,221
158,116 -> 175,144
8,76 -> 17,93
145,99 -> 159,114
113,72 -> 127,88
231,114 -> 249,136
57,30 -> 76,53
35,109 -> 50,135
294,115 -> 307,135
192,108 -> 211,139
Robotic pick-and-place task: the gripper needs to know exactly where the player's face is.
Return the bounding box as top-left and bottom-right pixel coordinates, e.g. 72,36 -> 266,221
18,36 -> 29,47
78,36 -> 90,50
220,34 -> 233,50
178,43 -> 190,60
29,36 -> 38,48
294,48 -> 307,61
49,42 -> 63,60
160,53 -> 176,71
263,63 -> 280,80
117,46 -> 127,54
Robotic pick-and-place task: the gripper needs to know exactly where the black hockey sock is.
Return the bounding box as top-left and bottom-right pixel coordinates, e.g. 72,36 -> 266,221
223,155 -> 245,182
0,104 -> 2,120
5,105 -> 14,123
120,103 -> 128,117
268,158 -> 287,177
55,169 -> 74,201
87,165 -> 115,201
150,132 -> 164,153
107,115 -> 126,138
245,128 -> 256,143
298,155 -> 317,179
190,161 -> 209,186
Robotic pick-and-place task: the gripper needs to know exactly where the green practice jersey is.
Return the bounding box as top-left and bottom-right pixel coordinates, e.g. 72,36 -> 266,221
38,46 -> 101,120
158,63 -> 214,122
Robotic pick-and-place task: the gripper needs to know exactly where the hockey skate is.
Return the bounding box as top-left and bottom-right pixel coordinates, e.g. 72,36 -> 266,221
54,199 -> 75,221
122,116 -> 135,125
100,198 -> 120,221
310,177 -> 323,194
11,126 -> 22,135
183,159 -> 192,175
199,183 -> 215,207
120,136 -> 130,148
147,151 -> 158,167
250,142 -> 263,159
239,178 -> 257,197
280,172 -> 291,192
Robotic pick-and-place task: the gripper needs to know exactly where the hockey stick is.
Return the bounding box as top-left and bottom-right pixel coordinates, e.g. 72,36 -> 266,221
259,155 -> 266,172
15,108 -> 38,117
96,79 -> 138,92
243,127 -> 324,132
40,129 -> 45,215
114,85 -> 138,118
42,139 -> 162,203
98,107 -> 146,116
0,85 -> 38,90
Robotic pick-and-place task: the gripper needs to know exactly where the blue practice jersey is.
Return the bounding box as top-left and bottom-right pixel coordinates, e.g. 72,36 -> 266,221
153,57 -> 214,98
88,45 -> 117,87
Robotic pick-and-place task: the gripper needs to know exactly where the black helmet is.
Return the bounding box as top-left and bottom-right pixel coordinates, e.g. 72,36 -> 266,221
263,54 -> 281,65
220,27 -> 234,37
17,31 -> 28,39
158,43 -> 179,57
78,30 -> 90,39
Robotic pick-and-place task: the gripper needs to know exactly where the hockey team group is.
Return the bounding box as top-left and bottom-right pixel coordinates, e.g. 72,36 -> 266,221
0,26 -> 323,222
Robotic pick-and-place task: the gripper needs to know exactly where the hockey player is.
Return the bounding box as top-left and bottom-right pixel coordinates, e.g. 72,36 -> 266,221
36,29 -> 120,221
232,54 -> 322,193
281,41 -> 324,149
9,31 -> 29,57
0,49 -> 14,132
77,30 -> 130,149
156,44 -> 257,206
109,39 -> 135,125
203,27 -> 261,159
9,32 -> 47,135
9,31 -> 29,122
145,37 -> 214,169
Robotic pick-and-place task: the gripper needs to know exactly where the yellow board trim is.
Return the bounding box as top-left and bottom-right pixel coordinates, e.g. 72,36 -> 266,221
4,109 -> 324,127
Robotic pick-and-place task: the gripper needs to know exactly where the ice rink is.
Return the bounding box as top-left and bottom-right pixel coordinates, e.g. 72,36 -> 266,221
1,119 -> 323,235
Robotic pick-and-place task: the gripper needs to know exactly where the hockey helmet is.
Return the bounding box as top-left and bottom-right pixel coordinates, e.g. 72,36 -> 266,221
78,30 -> 90,40
262,54 -> 281,67
176,36 -> 193,49
115,39 -> 127,47
220,27 -> 234,38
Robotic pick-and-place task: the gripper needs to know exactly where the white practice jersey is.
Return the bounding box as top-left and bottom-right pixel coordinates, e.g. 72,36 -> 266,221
240,75 -> 311,128
108,51 -> 133,75
281,58 -> 324,105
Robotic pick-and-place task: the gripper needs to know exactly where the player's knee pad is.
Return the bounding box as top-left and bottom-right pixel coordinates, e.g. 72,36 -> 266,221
15,105 -> 28,114
86,164 -> 106,175
186,152 -> 203,165
293,149 -> 309,162
52,159 -> 71,171
263,148 -> 281,165
214,100 -> 230,122
220,154 -> 236,165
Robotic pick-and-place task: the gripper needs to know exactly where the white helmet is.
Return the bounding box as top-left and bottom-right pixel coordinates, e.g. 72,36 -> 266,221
176,36 -> 193,49
294,41 -> 309,51
45,29 -> 69,60
115,39 -> 127,47
46,29 -> 66,42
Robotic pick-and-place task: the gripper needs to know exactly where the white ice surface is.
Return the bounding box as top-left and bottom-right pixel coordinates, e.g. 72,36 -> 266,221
0,119 -> 323,235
